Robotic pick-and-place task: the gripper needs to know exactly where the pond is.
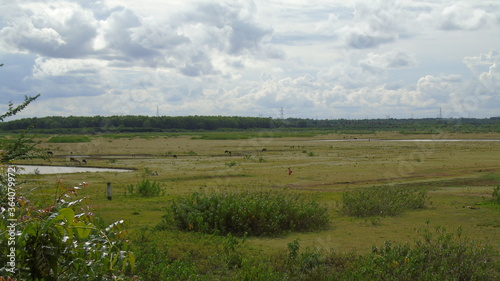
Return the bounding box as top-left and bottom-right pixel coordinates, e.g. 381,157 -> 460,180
13,165 -> 134,175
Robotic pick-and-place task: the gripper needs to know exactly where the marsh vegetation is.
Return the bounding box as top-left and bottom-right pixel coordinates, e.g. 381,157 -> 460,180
2,129 -> 500,280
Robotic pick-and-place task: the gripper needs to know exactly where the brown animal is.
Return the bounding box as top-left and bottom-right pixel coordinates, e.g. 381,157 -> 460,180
288,167 -> 293,175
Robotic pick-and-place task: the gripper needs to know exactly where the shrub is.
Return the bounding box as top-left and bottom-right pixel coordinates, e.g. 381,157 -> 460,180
351,225 -> 499,281
341,185 -> 428,217
0,180 -> 135,280
133,242 -> 200,281
167,190 -> 329,236
127,178 -> 163,197
268,225 -> 499,281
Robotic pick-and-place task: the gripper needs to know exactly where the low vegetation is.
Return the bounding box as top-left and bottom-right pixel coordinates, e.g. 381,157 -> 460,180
131,223 -> 499,280
166,190 -> 329,236
126,178 -> 163,197
47,135 -> 91,143
341,185 -> 428,217
493,185 -> 500,204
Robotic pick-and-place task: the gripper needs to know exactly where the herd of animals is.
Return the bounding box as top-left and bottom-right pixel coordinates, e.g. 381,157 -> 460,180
44,147 -> 295,175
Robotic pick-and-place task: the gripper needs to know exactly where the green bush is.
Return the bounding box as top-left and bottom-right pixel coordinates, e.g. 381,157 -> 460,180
127,178 -> 163,197
134,242 -> 200,281
341,185 -> 428,217
167,190 -> 329,236
267,225 -> 499,281
349,225 -> 499,281
0,180 -> 135,280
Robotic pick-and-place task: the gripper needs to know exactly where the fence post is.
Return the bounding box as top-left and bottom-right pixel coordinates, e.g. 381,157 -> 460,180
107,182 -> 112,200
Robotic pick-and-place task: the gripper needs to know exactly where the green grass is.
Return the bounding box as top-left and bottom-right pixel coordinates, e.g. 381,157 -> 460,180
341,185 -> 428,217
165,190 -> 329,236
47,135 -> 91,143
126,178 -> 163,197
5,131 -> 500,280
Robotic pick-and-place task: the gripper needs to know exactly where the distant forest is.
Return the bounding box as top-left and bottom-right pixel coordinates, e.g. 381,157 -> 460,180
1,115 -> 499,134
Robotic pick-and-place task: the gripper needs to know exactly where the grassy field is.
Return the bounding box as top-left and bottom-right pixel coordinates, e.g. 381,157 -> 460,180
11,131 -> 500,279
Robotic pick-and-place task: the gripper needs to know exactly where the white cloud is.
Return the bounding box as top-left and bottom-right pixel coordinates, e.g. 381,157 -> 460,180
337,0 -> 408,49
463,50 -> 500,93
360,49 -> 418,74
0,2 -> 97,57
440,2 -> 495,30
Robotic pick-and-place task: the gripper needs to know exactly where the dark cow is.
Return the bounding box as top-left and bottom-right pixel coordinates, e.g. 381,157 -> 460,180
70,157 -> 81,165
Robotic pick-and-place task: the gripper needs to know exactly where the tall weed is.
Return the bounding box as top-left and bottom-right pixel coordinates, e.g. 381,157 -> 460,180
167,190 -> 329,236
126,178 -> 163,197
352,225 -> 499,280
341,185 -> 428,217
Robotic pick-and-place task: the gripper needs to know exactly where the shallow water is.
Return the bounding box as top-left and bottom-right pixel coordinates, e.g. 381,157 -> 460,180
13,165 -> 133,175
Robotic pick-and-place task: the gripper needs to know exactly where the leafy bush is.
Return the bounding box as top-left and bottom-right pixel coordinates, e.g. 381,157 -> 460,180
341,185 -> 428,217
0,180 -> 135,280
127,178 -> 163,197
266,225 -> 499,281
133,242 -> 200,281
350,225 -> 499,281
167,190 -> 329,236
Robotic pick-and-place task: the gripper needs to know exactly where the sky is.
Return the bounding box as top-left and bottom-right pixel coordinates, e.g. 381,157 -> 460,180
0,0 -> 499,120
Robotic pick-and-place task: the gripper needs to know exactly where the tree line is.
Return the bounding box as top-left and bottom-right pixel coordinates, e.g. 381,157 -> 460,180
0,115 -> 499,134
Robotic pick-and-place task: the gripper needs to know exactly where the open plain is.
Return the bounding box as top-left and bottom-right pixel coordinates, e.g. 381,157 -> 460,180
11,130 -> 500,278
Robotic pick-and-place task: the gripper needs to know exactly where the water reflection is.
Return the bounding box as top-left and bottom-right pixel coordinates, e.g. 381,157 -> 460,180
14,165 -> 133,175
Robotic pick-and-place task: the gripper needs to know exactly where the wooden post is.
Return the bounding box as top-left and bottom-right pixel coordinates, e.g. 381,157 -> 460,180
107,182 -> 112,200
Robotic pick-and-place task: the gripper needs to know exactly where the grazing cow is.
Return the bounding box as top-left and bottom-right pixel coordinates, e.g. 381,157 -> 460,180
173,154 -> 177,159
70,157 -> 81,165
82,159 -> 87,165
47,151 -> 53,157
261,148 -> 267,152
225,150 -> 232,156
288,167 -> 293,175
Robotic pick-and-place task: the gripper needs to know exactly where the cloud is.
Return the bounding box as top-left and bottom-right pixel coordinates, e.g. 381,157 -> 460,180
463,50 -> 500,93
439,2 -> 495,30
0,2 -> 97,58
360,49 -> 418,73
181,1 -> 276,56
337,1 -> 405,49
